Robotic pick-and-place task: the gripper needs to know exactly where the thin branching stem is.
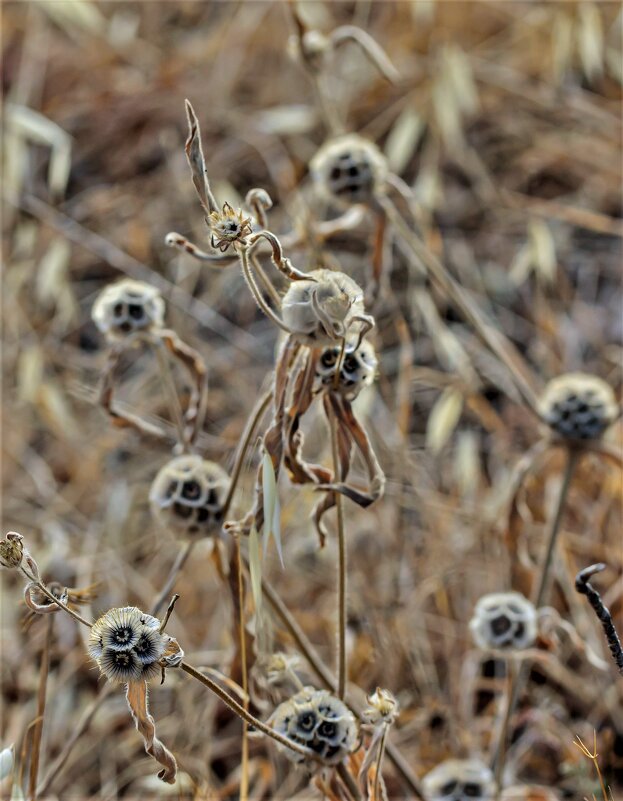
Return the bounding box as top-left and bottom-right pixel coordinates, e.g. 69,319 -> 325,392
154,339 -> 188,452
28,615 -> 53,801
151,541 -> 196,618
235,536 -> 250,801
329,407 -> 348,699
21,574 -> 93,628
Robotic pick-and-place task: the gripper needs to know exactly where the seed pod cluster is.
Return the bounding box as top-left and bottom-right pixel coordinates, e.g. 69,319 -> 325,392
316,338 -> 377,401
538,373 -> 618,441
469,592 -> 537,652
311,134 -> 387,206
422,758 -> 495,801
281,269 -> 368,345
150,455 -> 231,537
92,279 -> 165,341
270,687 -> 358,765
88,607 -> 166,683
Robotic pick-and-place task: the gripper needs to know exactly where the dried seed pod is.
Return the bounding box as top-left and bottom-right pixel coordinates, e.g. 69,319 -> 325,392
470,592 -> 537,652
281,269 -> 370,345
270,686 -> 358,765
88,607 -> 166,683
538,373 -> 618,440
310,134 -> 387,206
92,279 -> 165,342
208,202 -> 252,252
316,338 -> 377,400
150,455 -> 231,538
0,531 -> 24,569
422,759 -> 495,801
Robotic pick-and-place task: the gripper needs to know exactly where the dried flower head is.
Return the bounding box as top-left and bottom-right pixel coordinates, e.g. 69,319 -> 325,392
362,687 -> 399,727
265,652 -> 302,685
422,759 -> 495,801
270,686 -> 358,765
0,531 -> 24,569
92,279 -> 165,341
88,607 -> 166,682
281,269 -> 370,345
470,592 -> 537,652
310,134 -> 387,206
538,372 -> 618,441
207,202 -> 252,252
150,455 -> 231,538
316,337 -> 377,400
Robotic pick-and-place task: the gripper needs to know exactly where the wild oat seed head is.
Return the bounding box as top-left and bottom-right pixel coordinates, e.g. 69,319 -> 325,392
270,686 -> 358,765
422,758 -> 495,801
150,455 -> 231,538
469,592 -> 537,652
362,687 -> 399,726
316,337 -> 377,400
281,269 -> 367,345
0,532 -> 24,569
207,202 -> 252,252
92,279 -> 165,341
538,372 -> 618,440
310,134 -> 387,206
88,607 -> 166,683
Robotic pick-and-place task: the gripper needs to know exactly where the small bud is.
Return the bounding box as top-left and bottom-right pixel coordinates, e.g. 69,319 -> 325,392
0,532 -> 24,569
207,202 -> 252,252
362,687 -> 399,726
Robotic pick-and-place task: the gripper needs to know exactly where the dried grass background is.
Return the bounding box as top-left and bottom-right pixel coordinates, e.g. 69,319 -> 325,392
1,1 -> 622,799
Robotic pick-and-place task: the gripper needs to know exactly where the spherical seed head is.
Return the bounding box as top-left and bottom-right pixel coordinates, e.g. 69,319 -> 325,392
422,759 -> 495,801
88,607 -> 166,683
270,687 -> 358,766
310,134 -> 387,206
0,532 -> 24,569
538,372 -> 618,441
92,279 -> 165,342
281,269 -> 368,346
469,592 -> 537,652
149,455 -> 231,538
316,337 -> 377,400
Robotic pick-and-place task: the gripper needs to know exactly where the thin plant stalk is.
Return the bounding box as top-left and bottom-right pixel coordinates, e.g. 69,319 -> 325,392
235,535 -> 249,801
28,616 -> 53,801
329,409 -> 348,699
179,661 -> 315,759
151,540 -> 196,618
373,724 -> 389,801
154,339 -> 188,451
20,573 -> 93,628
337,762 -> 363,801
493,658 -> 517,794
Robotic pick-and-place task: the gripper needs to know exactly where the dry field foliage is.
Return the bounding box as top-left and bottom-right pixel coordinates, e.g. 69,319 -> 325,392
1,2 -> 622,800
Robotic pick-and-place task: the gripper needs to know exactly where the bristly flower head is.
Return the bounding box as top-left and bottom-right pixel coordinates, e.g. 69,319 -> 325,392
423,758 -> 495,801
269,686 -> 358,766
538,372 -> 618,441
469,592 -> 537,652
149,455 -> 231,538
0,531 -> 24,569
92,279 -> 165,342
311,134 -> 388,207
88,607 -> 167,683
316,337 -> 377,401
362,687 -> 399,727
207,202 -> 252,252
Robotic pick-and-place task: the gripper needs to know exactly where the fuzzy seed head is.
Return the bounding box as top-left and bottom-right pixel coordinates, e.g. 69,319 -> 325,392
316,337 -> 377,400
88,607 -> 166,683
469,592 -> 537,652
311,134 -> 387,206
362,687 -> 399,726
208,202 -> 252,252
538,373 -> 617,441
0,532 -> 24,569
150,455 -> 231,538
281,269 -> 368,345
92,279 -> 165,342
270,687 -> 358,765
422,759 -> 495,801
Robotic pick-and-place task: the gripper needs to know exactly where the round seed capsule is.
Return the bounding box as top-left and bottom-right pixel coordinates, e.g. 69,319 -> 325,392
538,373 -> 617,441
469,592 -> 537,652
92,279 -> 165,342
311,134 -> 387,206
422,759 -> 495,801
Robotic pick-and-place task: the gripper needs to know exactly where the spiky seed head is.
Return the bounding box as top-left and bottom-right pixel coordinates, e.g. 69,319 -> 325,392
150,455 -> 231,538
362,687 -> 399,726
469,592 -> 537,652
316,337 -> 377,400
538,373 -> 618,441
92,279 -> 165,342
0,532 -> 24,569
310,134 -> 387,206
270,686 -> 358,766
207,202 -> 252,252
281,269 -> 368,346
422,759 -> 495,801
88,607 -> 166,682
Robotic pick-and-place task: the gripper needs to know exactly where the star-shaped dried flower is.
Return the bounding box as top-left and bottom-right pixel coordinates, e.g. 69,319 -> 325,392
207,202 -> 252,252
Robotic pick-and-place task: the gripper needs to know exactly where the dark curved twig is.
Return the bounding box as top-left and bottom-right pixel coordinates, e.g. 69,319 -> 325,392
575,563 -> 623,674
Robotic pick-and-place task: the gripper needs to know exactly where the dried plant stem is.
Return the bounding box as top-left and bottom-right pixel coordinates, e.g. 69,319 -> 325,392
337,762 -> 363,801
21,574 -> 93,628
151,540 -> 196,618
239,246 -> 292,334
493,658 -> 518,794
179,662 -> 315,759
329,409 -> 348,699
28,616 -> 53,801
154,340 -> 188,451
373,724 -> 389,801
575,564 -> 623,674
235,535 -> 250,801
